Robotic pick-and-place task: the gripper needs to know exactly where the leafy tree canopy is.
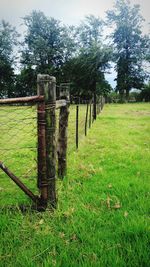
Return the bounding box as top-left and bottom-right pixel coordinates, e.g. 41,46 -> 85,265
107,0 -> 149,101
21,11 -> 75,77
0,20 -> 19,97
66,15 -> 112,98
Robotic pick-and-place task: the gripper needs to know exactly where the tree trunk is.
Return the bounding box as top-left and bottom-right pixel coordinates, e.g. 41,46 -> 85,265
125,89 -> 130,102
93,81 -> 97,120
119,90 -> 125,103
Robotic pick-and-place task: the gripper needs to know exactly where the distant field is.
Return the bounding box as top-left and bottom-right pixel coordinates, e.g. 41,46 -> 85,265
0,103 -> 150,267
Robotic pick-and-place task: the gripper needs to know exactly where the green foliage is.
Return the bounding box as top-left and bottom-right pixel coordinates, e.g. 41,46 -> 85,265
107,91 -> 119,103
0,20 -> 18,62
66,16 -> 112,98
107,0 -> 149,101
0,6 -> 149,99
15,67 -> 37,97
21,11 -> 75,77
76,15 -> 103,49
0,57 -> 14,97
0,20 -> 19,97
139,82 -> 150,102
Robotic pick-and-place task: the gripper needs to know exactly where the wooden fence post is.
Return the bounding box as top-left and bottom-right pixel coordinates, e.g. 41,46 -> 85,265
89,102 -> 92,128
57,86 -> 70,179
46,76 -> 57,208
98,96 -> 101,115
37,75 -> 48,210
92,102 -> 94,123
37,74 -> 57,209
103,97 -> 105,109
99,96 -> 101,114
96,98 -> 98,116
100,96 -> 102,111
93,92 -> 97,121
85,102 -> 89,136
76,105 -> 79,149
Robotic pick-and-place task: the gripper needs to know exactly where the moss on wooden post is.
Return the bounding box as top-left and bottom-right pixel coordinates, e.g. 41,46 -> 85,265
57,86 -> 70,179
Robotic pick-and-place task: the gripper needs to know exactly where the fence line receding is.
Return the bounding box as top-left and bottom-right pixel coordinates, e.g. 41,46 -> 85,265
0,74 -> 105,211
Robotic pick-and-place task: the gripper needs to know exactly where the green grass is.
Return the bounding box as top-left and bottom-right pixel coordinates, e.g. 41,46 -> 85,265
0,103 -> 150,267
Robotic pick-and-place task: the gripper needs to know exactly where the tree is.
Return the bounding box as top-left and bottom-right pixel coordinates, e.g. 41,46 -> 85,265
21,11 -> 75,85
15,67 -> 37,97
107,0 -> 149,102
67,16 -> 112,101
139,82 -> 150,102
0,20 -> 19,97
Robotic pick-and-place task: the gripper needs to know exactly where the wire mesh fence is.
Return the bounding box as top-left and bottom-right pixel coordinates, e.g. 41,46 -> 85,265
0,104 -> 38,206
0,104 -> 37,181
0,75 -> 105,210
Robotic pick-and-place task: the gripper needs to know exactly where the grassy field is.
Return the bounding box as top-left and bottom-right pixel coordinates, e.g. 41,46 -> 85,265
0,103 -> 150,267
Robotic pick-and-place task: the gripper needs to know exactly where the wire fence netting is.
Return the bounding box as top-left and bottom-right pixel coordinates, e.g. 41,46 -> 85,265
0,105 -> 38,191
0,98 -> 99,203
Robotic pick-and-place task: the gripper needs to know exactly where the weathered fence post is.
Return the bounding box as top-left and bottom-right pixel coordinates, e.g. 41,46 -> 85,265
102,97 -> 105,109
96,98 -> 98,116
37,75 -> 47,210
93,92 -> 97,121
100,96 -> 103,111
76,105 -> 79,149
92,102 -> 94,123
57,85 -> 70,179
85,102 -> 89,136
98,96 -> 101,115
45,76 -> 57,208
37,74 -> 57,209
89,102 -> 92,128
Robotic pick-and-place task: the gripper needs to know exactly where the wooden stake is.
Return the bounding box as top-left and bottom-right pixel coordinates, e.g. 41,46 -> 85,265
57,86 -> 70,179
85,102 -> 89,136
76,105 -> 79,149
45,76 -> 57,208
37,74 -> 57,209
89,102 -> 92,128
0,161 -> 38,203
93,91 -> 97,120
37,75 -> 47,209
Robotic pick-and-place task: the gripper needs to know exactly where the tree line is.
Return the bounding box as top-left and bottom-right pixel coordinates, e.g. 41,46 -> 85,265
0,0 -> 149,102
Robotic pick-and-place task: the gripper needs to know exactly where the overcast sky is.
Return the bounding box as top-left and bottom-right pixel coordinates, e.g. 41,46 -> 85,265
0,0 -> 149,30
0,0 -> 149,87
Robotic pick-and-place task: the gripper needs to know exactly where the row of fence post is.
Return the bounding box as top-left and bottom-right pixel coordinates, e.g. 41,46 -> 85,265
0,73 -> 105,211
75,96 -> 105,150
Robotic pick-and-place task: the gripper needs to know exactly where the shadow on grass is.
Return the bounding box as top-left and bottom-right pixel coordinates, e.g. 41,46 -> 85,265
0,203 -> 53,214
